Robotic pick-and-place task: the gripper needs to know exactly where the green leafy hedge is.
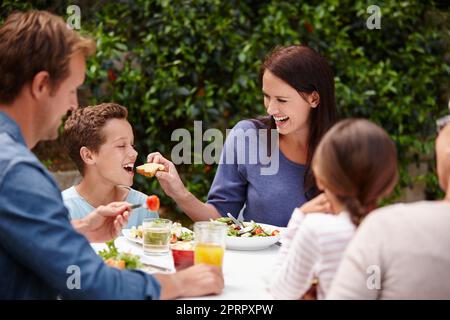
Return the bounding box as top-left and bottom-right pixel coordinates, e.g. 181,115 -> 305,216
2,0 -> 449,211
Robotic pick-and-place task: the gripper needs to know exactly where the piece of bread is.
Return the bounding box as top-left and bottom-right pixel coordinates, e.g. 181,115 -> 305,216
136,163 -> 165,177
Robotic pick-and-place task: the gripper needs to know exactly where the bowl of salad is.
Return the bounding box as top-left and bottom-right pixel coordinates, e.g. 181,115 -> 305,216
214,217 -> 281,251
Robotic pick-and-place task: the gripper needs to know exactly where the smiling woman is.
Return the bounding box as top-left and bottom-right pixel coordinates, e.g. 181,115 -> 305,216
256,45 -> 338,200
146,45 -> 338,227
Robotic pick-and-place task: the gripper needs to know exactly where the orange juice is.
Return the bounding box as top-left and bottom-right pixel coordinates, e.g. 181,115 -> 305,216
194,243 -> 225,267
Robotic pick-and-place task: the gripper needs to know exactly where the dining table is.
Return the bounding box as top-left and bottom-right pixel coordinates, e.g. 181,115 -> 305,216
91,235 -> 281,300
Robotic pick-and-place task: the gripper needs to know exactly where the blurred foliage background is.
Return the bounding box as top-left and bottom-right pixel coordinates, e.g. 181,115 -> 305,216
1,0 -> 449,221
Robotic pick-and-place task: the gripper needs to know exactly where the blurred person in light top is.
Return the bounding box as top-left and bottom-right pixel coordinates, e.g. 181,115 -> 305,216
268,119 -> 398,299
328,121 -> 450,299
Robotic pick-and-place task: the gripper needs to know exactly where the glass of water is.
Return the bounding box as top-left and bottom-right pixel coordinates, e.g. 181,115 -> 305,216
142,218 -> 172,255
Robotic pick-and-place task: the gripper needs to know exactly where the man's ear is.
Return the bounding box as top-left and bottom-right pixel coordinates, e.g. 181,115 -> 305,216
308,91 -> 320,108
80,146 -> 96,165
30,71 -> 51,100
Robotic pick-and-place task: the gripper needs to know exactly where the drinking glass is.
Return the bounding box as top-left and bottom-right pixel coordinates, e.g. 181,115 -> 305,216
142,218 -> 172,255
193,222 -> 227,267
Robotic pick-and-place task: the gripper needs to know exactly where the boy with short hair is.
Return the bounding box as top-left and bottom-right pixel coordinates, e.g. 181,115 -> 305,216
62,102 -> 157,227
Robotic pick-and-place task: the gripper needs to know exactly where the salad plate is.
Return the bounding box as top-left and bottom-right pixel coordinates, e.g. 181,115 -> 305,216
215,218 -> 282,251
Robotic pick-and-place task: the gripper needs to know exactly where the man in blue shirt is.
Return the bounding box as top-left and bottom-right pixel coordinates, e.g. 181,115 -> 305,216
0,10 -> 223,299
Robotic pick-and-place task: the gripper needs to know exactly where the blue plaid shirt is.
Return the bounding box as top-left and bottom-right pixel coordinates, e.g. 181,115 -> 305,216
0,111 -> 160,299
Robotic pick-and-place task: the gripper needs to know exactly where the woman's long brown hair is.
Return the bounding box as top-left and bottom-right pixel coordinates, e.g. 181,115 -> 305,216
252,45 -> 338,200
312,119 -> 398,225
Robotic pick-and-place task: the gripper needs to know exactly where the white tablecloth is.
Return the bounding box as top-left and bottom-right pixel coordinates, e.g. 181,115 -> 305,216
91,236 -> 280,300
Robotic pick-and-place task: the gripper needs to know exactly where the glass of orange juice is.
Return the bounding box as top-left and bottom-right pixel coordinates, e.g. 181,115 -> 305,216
194,222 -> 227,267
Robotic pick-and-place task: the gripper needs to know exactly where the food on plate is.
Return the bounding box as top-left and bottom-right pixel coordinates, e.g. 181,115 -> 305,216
171,241 -> 194,270
130,225 -> 143,239
98,240 -> 142,270
214,217 -> 280,237
170,222 -> 195,243
136,163 -> 165,178
129,221 -> 194,244
146,195 -> 160,211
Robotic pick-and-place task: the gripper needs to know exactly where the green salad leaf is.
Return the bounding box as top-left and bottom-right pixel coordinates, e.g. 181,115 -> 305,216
98,240 -> 142,269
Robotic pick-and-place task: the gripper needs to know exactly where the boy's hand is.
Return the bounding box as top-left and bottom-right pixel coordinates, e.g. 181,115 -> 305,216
73,202 -> 131,242
147,152 -> 188,201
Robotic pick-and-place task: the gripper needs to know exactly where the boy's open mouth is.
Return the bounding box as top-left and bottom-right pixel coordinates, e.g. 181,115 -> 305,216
123,163 -> 134,174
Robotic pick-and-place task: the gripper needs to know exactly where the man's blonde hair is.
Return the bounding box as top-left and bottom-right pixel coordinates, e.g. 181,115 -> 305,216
0,10 -> 96,104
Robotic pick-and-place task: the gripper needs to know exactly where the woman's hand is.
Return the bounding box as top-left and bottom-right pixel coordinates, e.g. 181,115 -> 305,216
147,152 -> 188,200
146,152 -> 221,221
299,193 -> 332,214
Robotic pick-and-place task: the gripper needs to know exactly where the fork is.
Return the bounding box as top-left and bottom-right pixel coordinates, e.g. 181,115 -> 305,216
226,213 -> 256,234
118,185 -> 153,211
226,212 -> 245,228
130,203 -> 146,210
140,261 -> 173,273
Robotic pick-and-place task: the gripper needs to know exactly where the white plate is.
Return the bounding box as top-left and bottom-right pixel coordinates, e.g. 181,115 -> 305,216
122,229 -> 143,244
122,227 -> 194,245
225,223 -> 282,251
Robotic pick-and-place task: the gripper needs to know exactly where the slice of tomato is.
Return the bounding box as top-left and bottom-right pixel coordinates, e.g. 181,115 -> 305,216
146,195 -> 160,211
105,258 -> 125,269
271,230 -> 280,236
116,260 -> 126,270
254,228 -> 263,235
105,258 -> 116,267
170,233 -> 178,244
